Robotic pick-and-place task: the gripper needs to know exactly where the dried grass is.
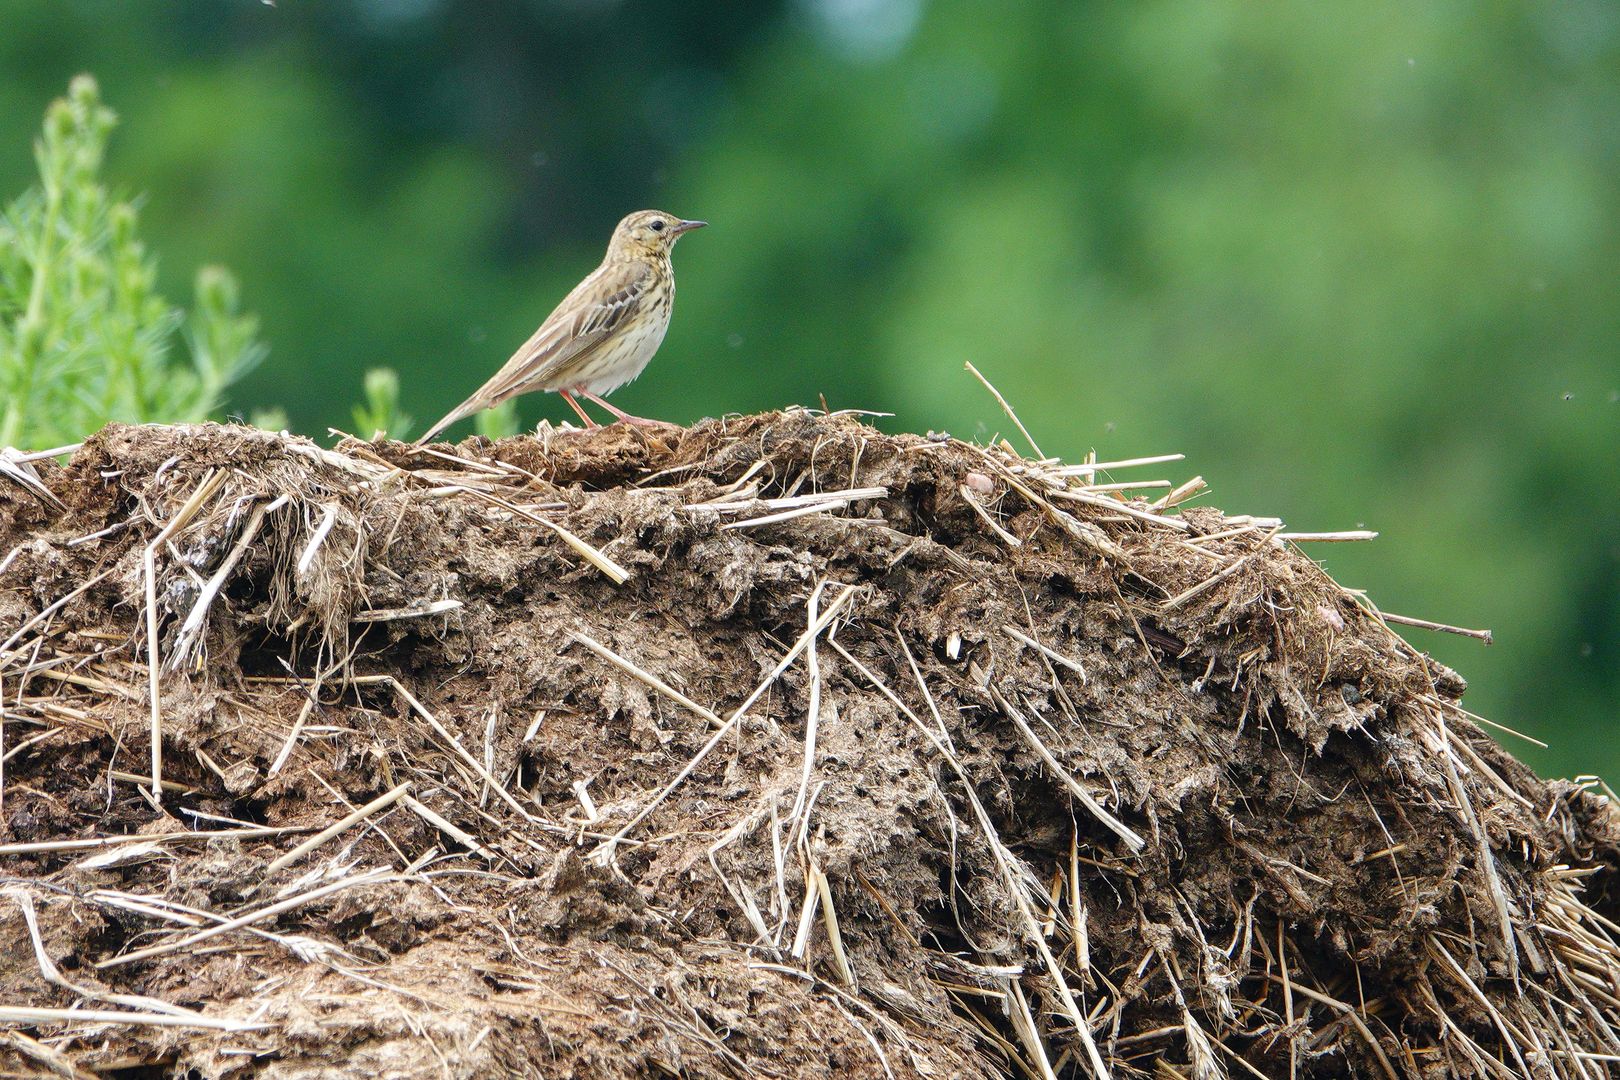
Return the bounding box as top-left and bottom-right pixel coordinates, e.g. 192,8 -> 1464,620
0,404 -> 1617,1079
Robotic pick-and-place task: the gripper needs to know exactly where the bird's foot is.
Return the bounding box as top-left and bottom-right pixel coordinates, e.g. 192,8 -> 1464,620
559,390 -> 600,429
619,413 -> 675,429
579,391 -> 674,429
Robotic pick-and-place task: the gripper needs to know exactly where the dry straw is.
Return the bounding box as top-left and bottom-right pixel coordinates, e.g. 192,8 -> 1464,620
0,389 -> 1616,1079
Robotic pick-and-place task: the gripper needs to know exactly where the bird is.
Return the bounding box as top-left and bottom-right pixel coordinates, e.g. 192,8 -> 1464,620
415,209 -> 706,445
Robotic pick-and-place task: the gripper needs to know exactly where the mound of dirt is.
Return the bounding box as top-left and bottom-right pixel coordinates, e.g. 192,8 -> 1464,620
2,411 -> 1618,1079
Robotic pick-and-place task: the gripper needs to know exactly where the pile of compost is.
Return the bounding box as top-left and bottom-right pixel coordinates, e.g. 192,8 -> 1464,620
1,411 -> 1618,1079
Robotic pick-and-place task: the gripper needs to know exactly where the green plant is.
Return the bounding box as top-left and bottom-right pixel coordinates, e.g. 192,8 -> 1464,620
351,367 -> 411,440
247,406 -> 290,432
473,399 -> 519,440
0,75 -> 264,449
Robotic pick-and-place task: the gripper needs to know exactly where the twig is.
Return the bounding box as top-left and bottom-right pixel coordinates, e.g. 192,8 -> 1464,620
481,702 -> 499,809
1378,611 -> 1493,644
388,677 -> 538,824
965,361 -> 1044,459
264,782 -> 411,875
1268,978 -> 1398,1080
1182,524 -> 1260,547
1080,479 -> 1171,493
443,485 -> 629,584
12,442 -> 82,463
722,500 -> 869,531
1002,625 -> 1087,684
296,502 -> 339,576
0,825 -> 308,857
1278,922 -> 1297,1080
694,486 -> 886,513
591,583 -> 856,859
1277,531 -> 1378,543
106,773 -> 194,799
1005,977 -> 1061,1080
812,861 -> 857,990
1423,695 -> 1545,748
572,778 -> 598,822
268,697 -> 318,778
1151,475 -> 1205,510
1052,453 -> 1185,477
403,795 -> 494,859
791,867 -> 819,960
570,630 -> 725,729
1162,527 -> 1282,609
351,599 -> 463,623
787,583 -> 831,844
96,867 -> 393,969
993,690 -> 1144,852
0,1006 -> 266,1032
1070,830 -> 1089,976
168,495 -> 288,671
143,468 -> 228,801
1048,487 -> 1192,532
959,484 -> 1022,547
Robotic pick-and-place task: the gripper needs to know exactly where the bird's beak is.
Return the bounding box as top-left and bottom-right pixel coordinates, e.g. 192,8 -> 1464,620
671,219 -> 708,236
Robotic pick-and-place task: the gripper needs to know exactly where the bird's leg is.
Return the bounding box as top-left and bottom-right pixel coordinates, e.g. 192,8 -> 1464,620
579,391 -> 668,428
558,389 -> 599,429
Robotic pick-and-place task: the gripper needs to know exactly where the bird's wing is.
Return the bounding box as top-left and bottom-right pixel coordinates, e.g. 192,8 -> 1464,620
415,261 -> 652,445
517,259 -> 654,389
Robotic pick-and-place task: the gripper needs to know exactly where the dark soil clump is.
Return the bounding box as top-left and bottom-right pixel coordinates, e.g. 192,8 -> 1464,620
2,411 -> 1617,1078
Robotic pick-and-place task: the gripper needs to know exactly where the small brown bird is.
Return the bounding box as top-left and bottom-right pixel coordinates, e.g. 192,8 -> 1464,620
416,209 -> 706,444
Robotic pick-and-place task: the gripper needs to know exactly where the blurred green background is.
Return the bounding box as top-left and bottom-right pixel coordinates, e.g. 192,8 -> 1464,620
1,1 -> 1615,779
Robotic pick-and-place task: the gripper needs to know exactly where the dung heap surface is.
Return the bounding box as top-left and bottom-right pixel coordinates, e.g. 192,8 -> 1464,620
1,412 -> 1618,1079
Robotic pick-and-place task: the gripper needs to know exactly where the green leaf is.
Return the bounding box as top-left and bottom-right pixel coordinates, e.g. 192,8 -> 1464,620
351,367 -> 411,440
0,75 -> 268,449
473,399 -> 520,440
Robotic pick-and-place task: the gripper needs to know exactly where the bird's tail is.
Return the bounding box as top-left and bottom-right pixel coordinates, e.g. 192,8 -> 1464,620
412,396 -> 479,447
414,344 -> 539,445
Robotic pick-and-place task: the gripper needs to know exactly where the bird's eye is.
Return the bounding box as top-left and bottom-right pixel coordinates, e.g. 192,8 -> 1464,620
650,219 -> 666,232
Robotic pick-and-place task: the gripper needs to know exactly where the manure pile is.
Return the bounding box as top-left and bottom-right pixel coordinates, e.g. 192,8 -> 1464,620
1,411 -> 1618,1079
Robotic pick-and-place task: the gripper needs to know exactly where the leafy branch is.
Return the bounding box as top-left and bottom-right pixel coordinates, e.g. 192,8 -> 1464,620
0,75 -> 265,449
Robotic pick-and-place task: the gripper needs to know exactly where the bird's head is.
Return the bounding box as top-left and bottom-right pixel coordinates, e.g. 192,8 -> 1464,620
610,209 -> 706,259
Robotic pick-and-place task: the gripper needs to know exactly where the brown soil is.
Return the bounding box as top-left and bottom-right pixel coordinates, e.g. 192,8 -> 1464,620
1,411 -> 1617,1079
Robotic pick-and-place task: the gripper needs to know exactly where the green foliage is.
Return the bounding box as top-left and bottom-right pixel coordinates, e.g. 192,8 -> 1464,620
0,4 -> 1612,778
0,75 -> 264,449
351,367 -> 411,440
248,406 -> 290,432
474,400 -> 520,441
